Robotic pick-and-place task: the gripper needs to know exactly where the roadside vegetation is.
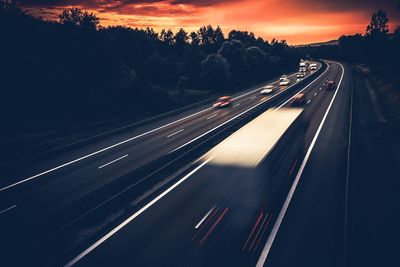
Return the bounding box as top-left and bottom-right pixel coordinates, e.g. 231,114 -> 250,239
300,8 -> 400,73
0,0 -> 301,163
0,0 -> 299,131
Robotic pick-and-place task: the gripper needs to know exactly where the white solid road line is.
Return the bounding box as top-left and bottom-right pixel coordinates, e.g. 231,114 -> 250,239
167,129 -> 184,138
0,204 -> 17,215
1,63 -> 319,192
170,65 -> 325,154
206,114 -> 219,120
98,155 -> 128,169
65,157 -> 213,267
0,107 -> 212,192
275,63 -> 330,110
195,206 -> 215,229
343,68 -> 353,267
256,62 -> 345,267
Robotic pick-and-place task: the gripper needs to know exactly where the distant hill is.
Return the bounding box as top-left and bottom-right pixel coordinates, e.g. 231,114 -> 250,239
295,39 -> 339,47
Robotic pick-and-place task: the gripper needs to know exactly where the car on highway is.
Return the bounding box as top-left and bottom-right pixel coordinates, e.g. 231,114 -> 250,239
299,61 -> 309,72
309,63 -> 317,71
213,96 -> 233,108
279,74 -> 288,81
297,72 -> 305,79
291,93 -> 306,106
260,85 -> 275,95
326,80 -> 336,90
279,78 -> 291,86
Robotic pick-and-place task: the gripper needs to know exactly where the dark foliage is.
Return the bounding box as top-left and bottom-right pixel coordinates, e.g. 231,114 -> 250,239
297,9 -> 399,73
0,0 -> 300,133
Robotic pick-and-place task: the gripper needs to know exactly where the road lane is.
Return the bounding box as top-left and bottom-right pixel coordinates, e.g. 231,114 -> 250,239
65,62 -> 344,267
264,63 -> 351,267
0,62 -> 329,266
0,67 -> 316,192
0,64 -> 323,216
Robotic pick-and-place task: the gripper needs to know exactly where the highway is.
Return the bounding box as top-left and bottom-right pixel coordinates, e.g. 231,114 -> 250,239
0,62 -> 322,264
0,60 -> 352,267
58,61 -> 347,267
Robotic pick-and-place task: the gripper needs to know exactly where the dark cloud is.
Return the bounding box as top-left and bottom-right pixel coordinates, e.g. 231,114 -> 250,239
170,0 -> 232,6
18,0 -> 233,9
18,0 -> 400,11
298,0 -> 399,12
18,0 -> 400,21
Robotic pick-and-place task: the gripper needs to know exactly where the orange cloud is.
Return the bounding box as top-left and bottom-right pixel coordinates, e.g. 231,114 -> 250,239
20,0 -> 400,44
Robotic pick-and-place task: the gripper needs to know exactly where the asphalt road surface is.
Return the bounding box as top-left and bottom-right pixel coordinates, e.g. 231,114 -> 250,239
61,61 -> 349,267
1,61 -> 353,267
0,62 -> 322,264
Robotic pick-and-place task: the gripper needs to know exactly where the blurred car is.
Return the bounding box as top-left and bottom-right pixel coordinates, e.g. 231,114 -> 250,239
291,93 -> 306,106
279,78 -> 291,86
279,74 -> 288,81
213,96 -> 232,108
309,63 -> 317,70
260,85 -> 275,95
326,80 -> 336,90
297,72 -> 305,78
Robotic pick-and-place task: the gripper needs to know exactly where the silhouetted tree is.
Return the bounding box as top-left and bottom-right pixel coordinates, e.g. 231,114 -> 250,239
228,30 -> 257,48
366,10 -> 389,37
160,29 -> 174,45
246,46 -> 268,80
200,54 -> 230,91
59,8 -> 99,31
174,28 -> 189,52
198,25 -> 225,54
218,40 -> 249,81
0,0 -> 22,16
190,31 -> 200,45
0,0 -> 303,142
144,27 -> 159,40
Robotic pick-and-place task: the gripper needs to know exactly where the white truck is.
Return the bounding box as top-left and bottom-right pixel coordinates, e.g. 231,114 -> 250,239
299,61 -> 309,72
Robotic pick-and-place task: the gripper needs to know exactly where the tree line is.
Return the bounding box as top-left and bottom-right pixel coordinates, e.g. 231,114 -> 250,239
0,0 -> 300,133
300,9 -> 400,72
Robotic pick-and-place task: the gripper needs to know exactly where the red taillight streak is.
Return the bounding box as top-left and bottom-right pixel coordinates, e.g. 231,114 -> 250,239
249,214 -> 269,251
253,214 -> 273,252
289,159 -> 298,176
191,207 -> 219,242
200,208 -> 229,244
242,212 -> 264,250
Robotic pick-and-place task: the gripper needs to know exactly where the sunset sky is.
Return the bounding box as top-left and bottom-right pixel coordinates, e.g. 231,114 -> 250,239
19,0 -> 400,44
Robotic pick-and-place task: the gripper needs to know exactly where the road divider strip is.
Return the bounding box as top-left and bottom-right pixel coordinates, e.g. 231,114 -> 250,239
166,129 -> 184,138
195,206 -> 216,229
206,114 -> 218,120
98,155 -> 128,169
0,204 -> 17,215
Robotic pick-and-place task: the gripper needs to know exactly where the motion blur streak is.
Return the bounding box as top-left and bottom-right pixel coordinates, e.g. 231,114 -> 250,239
65,157 -> 213,267
256,62 -> 345,267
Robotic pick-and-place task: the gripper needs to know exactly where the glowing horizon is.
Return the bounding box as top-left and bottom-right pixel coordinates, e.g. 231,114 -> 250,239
20,0 -> 400,45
